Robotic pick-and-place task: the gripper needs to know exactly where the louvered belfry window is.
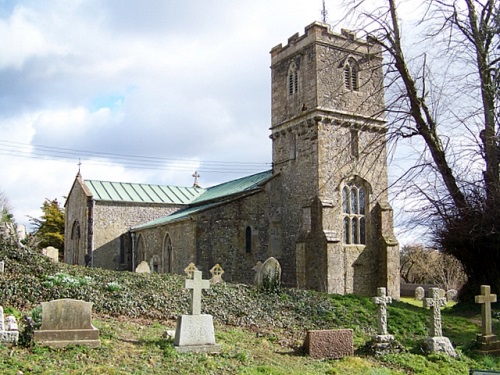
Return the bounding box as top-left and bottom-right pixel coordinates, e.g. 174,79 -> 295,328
344,58 -> 359,91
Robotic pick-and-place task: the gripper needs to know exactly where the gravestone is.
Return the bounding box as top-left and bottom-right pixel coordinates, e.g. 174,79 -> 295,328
174,270 -> 221,353
439,288 -> 446,299
135,260 -> 151,273
34,299 -> 100,348
259,257 -> 281,292
446,289 -> 458,302
253,261 -> 263,285
0,260 -> 4,273
42,246 -> 59,263
415,286 -> 425,301
303,329 -> 353,359
209,264 -> 224,285
0,306 -> 19,345
475,285 -> 500,354
372,287 -> 395,351
423,288 -> 456,356
184,263 -> 198,279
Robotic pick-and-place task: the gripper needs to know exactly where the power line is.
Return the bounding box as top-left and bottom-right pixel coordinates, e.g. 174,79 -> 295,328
0,139 -> 271,174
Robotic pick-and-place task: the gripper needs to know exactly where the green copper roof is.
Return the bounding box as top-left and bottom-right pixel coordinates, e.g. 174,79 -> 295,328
192,170 -> 273,204
85,180 -> 205,204
132,170 -> 273,230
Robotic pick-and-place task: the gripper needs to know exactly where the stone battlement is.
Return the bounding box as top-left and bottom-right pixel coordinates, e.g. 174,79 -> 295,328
270,21 -> 381,63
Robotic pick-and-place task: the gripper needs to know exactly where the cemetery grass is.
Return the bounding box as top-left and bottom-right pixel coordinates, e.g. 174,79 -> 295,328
0,243 -> 499,374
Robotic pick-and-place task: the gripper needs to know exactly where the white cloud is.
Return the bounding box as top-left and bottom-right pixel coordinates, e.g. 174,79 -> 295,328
0,0 -> 360,230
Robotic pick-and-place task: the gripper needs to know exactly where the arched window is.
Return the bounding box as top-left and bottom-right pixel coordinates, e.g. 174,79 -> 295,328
71,220 -> 81,265
245,226 -> 252,253
163,234 -> 173,273
135,234 -> 146,265
288,62 -> 299,95
342,184 -> 366,245
344,58 -> 359,91
71,220 -> 80,240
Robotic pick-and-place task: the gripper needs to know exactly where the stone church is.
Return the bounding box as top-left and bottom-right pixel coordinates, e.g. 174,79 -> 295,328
64,22 -> 400,298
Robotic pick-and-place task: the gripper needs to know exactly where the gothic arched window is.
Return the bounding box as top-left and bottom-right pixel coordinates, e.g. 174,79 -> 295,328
163,234 -> 173,273
342,184 -> 366,245
71,220 -> 80,240
288,62 -> 299,95
344,58 -> 359,91
245,226 -> 252,253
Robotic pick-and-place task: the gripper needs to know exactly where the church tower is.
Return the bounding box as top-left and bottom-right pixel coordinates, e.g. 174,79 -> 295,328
270,22 -> 399,298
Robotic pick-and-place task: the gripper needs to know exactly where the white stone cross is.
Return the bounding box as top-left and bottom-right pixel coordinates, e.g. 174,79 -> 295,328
373,287 -> 392,335
423,287 -> 447,337
185,270 -> 210,315
475,285 -> 497,337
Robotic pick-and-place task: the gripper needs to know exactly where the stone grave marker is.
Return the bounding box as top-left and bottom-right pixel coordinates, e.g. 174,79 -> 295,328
475,285 -> 500,354
174,270 -> 221,353
423,288 -> 456,356
303,329 -> 353,359
253,261 -> 263,285
259,257 -> 281,292
184,263 -> 198,279
34,299 -> 100,348
415,286 -> 425,300
0,306 -> 19,345
209,264 -> 224,285
42,246 -> 59,263
372,287 -> 395,350
439,288 -> 446,299
446,289 -> 458,302
135,260 -> 151,273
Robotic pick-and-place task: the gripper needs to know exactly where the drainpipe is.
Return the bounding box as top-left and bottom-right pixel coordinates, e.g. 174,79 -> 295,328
88,199 -> 95,268
131,231 -> 136,272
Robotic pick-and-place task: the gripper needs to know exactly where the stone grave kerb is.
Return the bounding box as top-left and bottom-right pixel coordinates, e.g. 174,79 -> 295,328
185,270 -> 210,315
373,287 -> 392,336
475,285 -> 497,338
423,287 -> 447,337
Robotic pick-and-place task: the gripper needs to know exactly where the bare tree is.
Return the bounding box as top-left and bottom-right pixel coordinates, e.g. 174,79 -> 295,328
400,244 -> 467,290
341,0 -> 499,300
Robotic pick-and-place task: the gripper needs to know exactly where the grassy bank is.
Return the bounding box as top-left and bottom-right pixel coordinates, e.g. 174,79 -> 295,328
0,241 -> 499,374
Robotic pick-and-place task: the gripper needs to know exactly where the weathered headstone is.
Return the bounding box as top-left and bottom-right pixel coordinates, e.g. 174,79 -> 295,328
303,329 -> 353,359
372,287 -> 395,351
0,260 -> 4,273
34,299 -> 100,348
446,289 -> 458,302
423,288 -> 456,356
0,306 -> 18,345
5,315 -> 18,331
415,286 -> 425,301
135,260 -> 151,273
209,264 -> 224,285
174,270 -> 221,353
475,285 -> 500,354
184,263 -> 198,279
438,288 -> 446,299
253,261 -> 263,285
259,257 -> 281,292
42,246 -> 59,263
